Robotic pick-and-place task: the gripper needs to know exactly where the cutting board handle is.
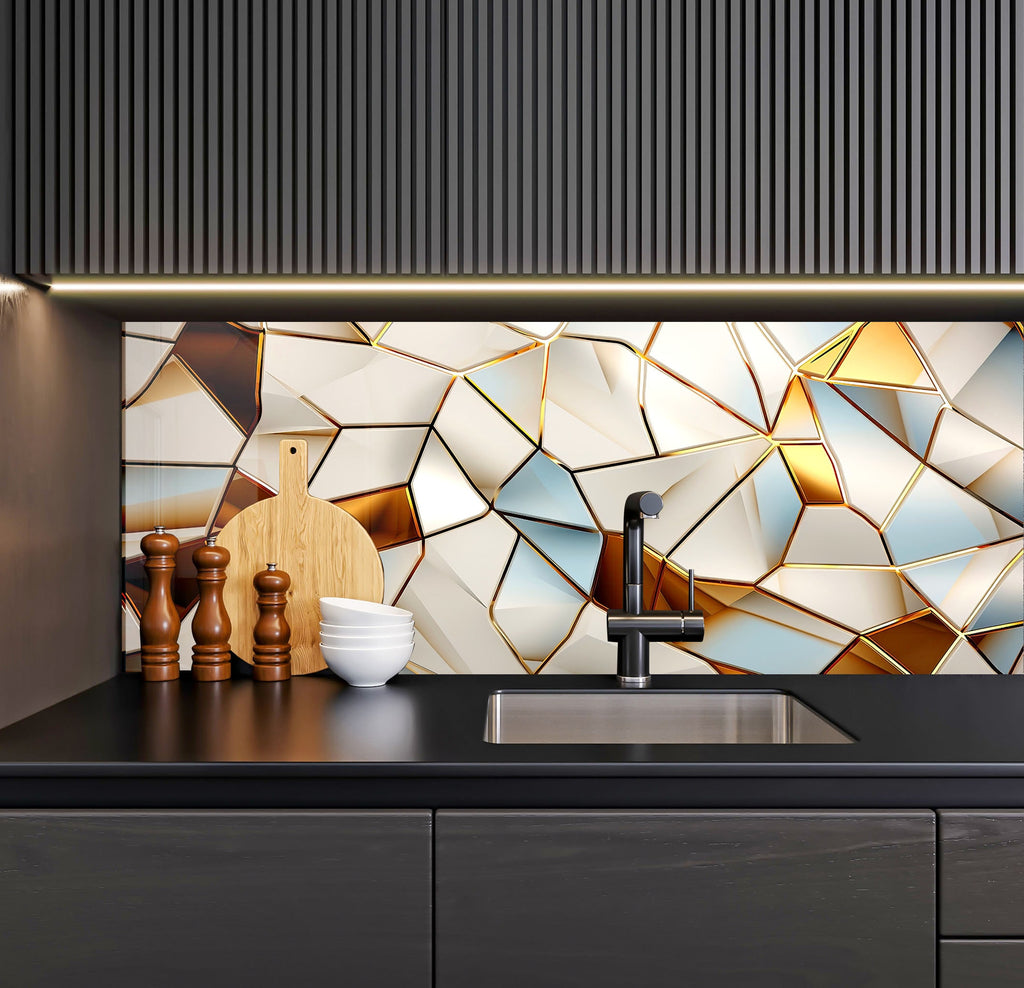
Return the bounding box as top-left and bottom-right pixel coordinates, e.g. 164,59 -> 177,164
278,439 -> 310,502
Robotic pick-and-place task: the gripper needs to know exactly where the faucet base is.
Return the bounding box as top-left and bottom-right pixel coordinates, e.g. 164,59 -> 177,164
617,674 -> 652,689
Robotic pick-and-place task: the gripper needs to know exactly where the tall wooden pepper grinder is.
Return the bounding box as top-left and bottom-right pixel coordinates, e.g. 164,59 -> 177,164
140,526 -> 181,681
252,563 -> 292,681
191,536 -> 232,681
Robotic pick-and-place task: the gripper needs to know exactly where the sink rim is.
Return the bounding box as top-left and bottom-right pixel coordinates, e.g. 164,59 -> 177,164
484,687 -> 856,745
489,687 -> 792,696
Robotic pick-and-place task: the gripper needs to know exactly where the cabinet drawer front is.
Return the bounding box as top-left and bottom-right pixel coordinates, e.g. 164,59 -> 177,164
0,811 -> 432,988
940,812 -> 1024,936
941,941 -> 1024,987
437,810 -> 935,988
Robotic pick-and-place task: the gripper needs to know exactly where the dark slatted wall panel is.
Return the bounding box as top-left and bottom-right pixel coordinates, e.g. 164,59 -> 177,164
0,0 -> 11,274
10,0 -> 1024,275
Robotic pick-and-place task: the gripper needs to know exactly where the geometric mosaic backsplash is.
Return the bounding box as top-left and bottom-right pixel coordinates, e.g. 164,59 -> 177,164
122,321 -> 1023,676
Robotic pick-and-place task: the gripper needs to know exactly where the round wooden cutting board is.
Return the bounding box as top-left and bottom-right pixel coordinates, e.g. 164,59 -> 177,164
217,439 -> 385,675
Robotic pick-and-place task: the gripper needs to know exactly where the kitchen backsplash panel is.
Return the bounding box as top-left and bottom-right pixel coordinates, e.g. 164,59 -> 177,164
122,322 -> 1024,676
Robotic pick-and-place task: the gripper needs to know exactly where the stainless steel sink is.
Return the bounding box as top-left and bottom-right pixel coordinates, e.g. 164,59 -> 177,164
484,690 -> 854,744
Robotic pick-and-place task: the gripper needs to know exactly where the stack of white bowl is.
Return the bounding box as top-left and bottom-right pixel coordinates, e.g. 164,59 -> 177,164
319,597 -> 415,687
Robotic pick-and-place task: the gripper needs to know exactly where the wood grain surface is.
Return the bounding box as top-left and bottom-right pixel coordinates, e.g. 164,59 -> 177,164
941,941 -> 1024,988
437,810 -> 936,988
0,810 -> 432,987
216,440 -> 384,675
940,812 -> 1024,936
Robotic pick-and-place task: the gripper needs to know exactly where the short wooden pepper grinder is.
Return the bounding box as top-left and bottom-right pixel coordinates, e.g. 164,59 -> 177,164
140,526 -> 181,681
252,563 -> 291,681
191,536 -> 232,681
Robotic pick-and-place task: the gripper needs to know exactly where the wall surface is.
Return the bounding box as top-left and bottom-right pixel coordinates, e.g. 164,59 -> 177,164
0,285 -> 121,727
10,0 -> 1024,276
122,319 -> 1023,676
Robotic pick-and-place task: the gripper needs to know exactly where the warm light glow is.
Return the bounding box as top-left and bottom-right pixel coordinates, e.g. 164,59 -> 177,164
49,277 -> 1024,295
0,278 -> 27,295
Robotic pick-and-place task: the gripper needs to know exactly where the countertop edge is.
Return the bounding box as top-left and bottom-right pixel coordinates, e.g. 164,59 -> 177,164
1,760 -> 1023,778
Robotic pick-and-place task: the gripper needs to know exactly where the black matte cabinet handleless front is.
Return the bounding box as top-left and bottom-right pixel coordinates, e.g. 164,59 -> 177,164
0,811 -> 432,988
939,812 -> 1024,986
436,810 -> 936,988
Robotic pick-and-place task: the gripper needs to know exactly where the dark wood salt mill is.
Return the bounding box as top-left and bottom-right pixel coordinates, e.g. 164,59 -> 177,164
140,526 -> 181,681
252,563 -> 292,681
191,535 -> 232,681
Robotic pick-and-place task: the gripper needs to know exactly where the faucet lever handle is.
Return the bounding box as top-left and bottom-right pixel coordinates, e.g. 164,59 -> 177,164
688,569 -> 695,612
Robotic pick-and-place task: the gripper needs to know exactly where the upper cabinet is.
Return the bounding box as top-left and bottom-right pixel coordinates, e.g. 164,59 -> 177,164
6,0 -> 1023,278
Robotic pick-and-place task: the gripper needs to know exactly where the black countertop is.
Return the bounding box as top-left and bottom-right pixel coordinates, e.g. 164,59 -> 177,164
0,673 -> 1022,808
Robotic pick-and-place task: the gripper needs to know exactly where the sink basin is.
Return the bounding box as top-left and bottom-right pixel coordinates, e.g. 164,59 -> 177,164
484,690 -> 854,744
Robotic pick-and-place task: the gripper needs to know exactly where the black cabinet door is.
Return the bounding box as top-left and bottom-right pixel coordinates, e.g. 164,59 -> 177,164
437,810 -> 935,988
0,810 -> 431,988
939,811 -> 1024,936
941,941 -> 1024,987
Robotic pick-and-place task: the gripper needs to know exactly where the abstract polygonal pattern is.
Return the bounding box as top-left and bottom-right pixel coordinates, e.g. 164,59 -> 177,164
122,320 -> 1024,675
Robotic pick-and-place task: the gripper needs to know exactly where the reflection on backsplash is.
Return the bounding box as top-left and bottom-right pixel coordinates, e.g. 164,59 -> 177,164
122,321 -> 1024,676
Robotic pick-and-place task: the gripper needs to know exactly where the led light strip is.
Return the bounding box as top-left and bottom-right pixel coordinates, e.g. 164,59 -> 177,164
48,278 -> 1024,294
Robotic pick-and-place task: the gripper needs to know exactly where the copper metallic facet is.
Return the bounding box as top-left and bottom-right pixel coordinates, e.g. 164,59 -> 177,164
825,638 -> 903,674
171,322 -> 263,434
779,444 -> 845,504
705,660 -> 754,675
333,486 -> 421,550
867,612 -> 958,675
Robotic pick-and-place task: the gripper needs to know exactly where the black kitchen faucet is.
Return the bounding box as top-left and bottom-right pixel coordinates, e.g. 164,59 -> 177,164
606,491 -> 705,687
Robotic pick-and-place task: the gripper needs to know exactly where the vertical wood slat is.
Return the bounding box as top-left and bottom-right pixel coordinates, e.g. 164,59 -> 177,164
338,0 -> 351,274
1015,0 -> 1024,271
6,0 -> 1023,276
206,0 -> 219,272
174,0 -> 186,272
42,0 -> 56,274
3,0 -> 17,275
160,0 -> 174,273
220,0 -> 234,273
146,0 -> 159,274
73,0 -> 87,272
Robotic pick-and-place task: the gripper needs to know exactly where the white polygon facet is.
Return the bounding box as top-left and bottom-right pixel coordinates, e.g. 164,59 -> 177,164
308,427 -> 427,500
434,379 -> 534,501
542,337 -> 654,468
410,433 -> 489,535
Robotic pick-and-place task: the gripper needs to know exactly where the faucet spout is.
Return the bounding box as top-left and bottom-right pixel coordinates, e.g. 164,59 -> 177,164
609,491 -> 704,688
622,491 -> 662,614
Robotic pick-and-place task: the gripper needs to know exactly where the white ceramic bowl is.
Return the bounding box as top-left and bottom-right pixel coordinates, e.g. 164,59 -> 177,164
320,640 -> 414,688
320,597 -> 413,627
320,629 -> 415,647
321,622 -> 413,634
